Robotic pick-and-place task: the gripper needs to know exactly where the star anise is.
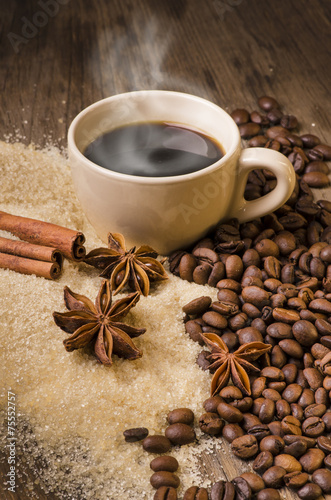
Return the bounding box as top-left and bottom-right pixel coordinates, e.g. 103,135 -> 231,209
202,333 -> 272,396
53,280 -> 146,366
84,233 -> 168,296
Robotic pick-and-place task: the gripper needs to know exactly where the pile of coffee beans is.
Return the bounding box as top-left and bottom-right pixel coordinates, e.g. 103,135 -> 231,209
165,97 -> 331,499
125,407 -> 285,499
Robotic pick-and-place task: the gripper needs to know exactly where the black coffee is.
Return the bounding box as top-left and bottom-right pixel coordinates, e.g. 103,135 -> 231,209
84,122 -> 224,177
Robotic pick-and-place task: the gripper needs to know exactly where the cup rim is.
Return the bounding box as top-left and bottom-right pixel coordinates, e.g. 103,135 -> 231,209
68,90 -> 241,185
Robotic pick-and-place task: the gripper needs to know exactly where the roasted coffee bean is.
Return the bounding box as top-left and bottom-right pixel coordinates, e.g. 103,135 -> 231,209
239,472 -> 264,493
252,451 -> 274,476
315,387 -> 329,406
231,108 -> 250,125
251,377 -> 267,399
210,481 -> 235,500
202,310 -> 227,329
322,412 -> 331,431
266,322 -> 292,340
292,320 -> 319,347
262,465 -> 286,488
150,471 -> 180,489
304,404 -> 327,419
272,308 -> 300,324
271,345 -> 287,368
199,412 -> 224,436
196,351 -> 211,370
185,320 -> 204,345
250,110 -> 269,125
208,261 -> 226,287
167,408 -> 194,426
298,389 -> 315,408
165,423 -> 196,445
302,171 -> 329,188
154,486 -> 178,500
182,296 -> 212,316
281,114 -> 298,129
274,453 -> 302,473
256,489 -> 280,500
232,396 -> 253,413
217,402 -> 243,423
276,399 -> 291,420
150,456 -> 179,473
193,263 -> 212,284
267,108 -> 283,124
217,288 -> 241,306
260,435 -> 285,455
203,395 -> 223,413
282,364 -> 298,384
239,122 -> 261,138
300,448 -> 326,473
314,143 -> 331,160
179,254 -> 197,282
325,455 -> 331,469
302,416 -> 325,438
291,403 -> 304,421
300,134 -> 320,148
258,96 -> 280,111
241,413 -> 262,431
247,423 -> 270,441
284,471 -> 309,490
281,415 -> 302,436
143,435 -> 172,454
219,386 -> 243,402
311,468 -> 331,493
317,435 -> 331,455
183,486 -> 208,500
231,477 -> 252,499
259,399 -> 275,424
284,439 -> 308,458
283,435 -> 316,447
303,368 -> 324,390
225,254 -> 244,281
279,338 -> 304,358
248,135 -> 268,147
123,427 -> 149,442
217,278 -> 242,294
297,482 -> 323,499
261,366 -> 285,381
231,434 -> 259,459
222,423 -> 244,443
282,383 -> 303,403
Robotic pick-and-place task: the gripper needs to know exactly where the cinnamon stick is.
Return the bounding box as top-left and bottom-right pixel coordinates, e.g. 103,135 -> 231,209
0,252 -> 61,280
0,211 -> 86,261
0,236 -> 63,266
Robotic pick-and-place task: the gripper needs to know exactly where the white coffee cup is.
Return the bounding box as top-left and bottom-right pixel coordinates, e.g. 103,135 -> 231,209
68,90 -> 295,255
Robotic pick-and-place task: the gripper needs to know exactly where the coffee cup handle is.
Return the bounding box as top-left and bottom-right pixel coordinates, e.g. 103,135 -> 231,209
227,148 -> 296,223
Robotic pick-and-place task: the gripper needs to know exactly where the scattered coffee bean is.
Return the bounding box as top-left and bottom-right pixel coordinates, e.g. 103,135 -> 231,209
150,456 -> 179,473
123,427 -> 149,442
167,408 -> 194,426
143,435 -> 172,454
165,423 -> 196,446
154,486 -> 178,500
182,486 -> 208,500
150,471 -> 180,489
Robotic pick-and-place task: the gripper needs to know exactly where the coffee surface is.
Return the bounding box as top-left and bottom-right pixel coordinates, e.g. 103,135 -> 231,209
84,122 -> 224,177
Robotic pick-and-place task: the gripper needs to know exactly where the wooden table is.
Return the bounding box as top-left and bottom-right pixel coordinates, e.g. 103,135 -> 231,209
1,0 -> 331,498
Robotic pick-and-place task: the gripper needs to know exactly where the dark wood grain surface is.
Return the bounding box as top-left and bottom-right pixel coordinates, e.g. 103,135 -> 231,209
1,0 -> 331,498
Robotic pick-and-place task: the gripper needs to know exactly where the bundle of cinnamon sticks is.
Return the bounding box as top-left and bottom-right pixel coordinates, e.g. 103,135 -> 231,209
0,211 -> 86,280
